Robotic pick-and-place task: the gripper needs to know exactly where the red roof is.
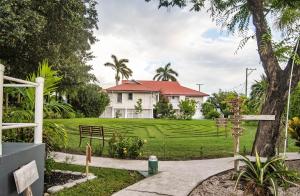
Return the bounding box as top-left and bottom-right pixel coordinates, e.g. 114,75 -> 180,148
106,80 -> 209,97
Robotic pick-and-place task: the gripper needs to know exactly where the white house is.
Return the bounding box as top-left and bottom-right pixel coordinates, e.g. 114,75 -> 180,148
101,80 -> 209,119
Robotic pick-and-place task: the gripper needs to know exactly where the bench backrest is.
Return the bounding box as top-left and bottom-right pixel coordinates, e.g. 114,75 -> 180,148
91,126 -> 104,137
79,125 -> 104,137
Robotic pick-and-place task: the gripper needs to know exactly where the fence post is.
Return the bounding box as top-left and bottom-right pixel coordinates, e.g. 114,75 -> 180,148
0,64 -> 4,155
34,77 -> 44,144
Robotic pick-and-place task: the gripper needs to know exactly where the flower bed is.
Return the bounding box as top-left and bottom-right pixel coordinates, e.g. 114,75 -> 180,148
45,170 -> 96,194
190,160 -> 300,196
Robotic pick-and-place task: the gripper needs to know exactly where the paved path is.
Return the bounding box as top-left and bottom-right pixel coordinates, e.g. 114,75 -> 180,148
54,152 -> 300,196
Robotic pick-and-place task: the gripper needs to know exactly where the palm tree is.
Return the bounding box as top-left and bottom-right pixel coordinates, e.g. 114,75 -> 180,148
104,55 -> 132,85
249,75 -> 268,113
153,63 -> 178,81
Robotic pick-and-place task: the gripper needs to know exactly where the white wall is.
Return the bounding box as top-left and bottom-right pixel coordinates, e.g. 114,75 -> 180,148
100,91 -> 159,118
101,92 -> 205,119
108,92 -> 159,109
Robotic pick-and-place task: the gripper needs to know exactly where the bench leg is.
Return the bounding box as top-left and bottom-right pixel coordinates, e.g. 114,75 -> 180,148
79,137 -> 82,147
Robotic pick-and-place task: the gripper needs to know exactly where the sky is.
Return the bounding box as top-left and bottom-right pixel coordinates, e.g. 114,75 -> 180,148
90,0 -> 265,95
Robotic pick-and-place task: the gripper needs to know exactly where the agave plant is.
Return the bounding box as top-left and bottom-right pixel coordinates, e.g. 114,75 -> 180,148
235,151 -> 300,196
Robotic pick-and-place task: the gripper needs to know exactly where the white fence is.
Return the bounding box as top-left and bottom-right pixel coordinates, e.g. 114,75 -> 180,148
0,64 -> 44,156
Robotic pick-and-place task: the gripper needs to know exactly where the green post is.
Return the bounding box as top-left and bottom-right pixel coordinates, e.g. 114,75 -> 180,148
148,155 -> 158,175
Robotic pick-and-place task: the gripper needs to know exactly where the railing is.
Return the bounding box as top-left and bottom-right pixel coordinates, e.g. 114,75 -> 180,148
0,64 -> 44,156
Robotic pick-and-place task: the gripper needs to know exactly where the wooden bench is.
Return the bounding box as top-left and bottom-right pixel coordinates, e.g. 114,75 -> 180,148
79,125 -> 105,147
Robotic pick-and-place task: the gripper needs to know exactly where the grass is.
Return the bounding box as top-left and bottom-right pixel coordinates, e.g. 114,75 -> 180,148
52,162 -> 143,196
48,118 -> 299,160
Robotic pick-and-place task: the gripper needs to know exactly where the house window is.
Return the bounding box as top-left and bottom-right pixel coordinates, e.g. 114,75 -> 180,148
172,96 -> 176,99
117,93 -> 122,103
128,93 -> 133,100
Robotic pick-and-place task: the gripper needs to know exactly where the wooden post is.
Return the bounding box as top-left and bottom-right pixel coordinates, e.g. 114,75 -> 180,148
228,98 -> 244,172
86,144 -> 92,176
34,77 -> 44,144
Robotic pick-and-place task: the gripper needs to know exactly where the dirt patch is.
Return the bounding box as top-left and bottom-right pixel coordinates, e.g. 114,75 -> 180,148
190,160 -> 300,196
44,171 -> 84,191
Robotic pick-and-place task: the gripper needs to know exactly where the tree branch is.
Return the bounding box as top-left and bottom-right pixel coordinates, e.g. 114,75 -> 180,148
284,38 -> 300,89
247,0 -> 281,79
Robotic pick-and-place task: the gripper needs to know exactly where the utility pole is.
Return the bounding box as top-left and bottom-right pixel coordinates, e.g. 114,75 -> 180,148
196,84 -> 204,92
245,68 -> 256,97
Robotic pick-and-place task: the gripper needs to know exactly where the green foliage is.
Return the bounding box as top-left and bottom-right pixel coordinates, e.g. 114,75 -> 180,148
45,156 -> 56,176
153,96 -> 175,119
248,75 -> 268,114
289,83 -> 300,119
0,0 -> 98,93
104,55 -> 132,85
108,132 -> 145,159
3,61 -> 69,156
288,117 -> 300,148
153,62 -> 178,81
206,90 -> 238,117
235,151 -> 300,195
134,98 -> 143,114
70,84 -> 110,117
178,99 -> 197,120
202,102 -> 220,119
206,110 -> 220,119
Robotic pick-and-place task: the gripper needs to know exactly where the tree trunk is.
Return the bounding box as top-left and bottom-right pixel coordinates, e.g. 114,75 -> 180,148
248,0 -> 300,156
251,71 -> 289,156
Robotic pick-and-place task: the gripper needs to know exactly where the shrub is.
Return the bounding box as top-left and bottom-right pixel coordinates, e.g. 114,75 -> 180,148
134,98 -> 143,114
153,96 -> 175,119
108,132 -> 145,159
178,99 -> 197,120
206,110 -> 220,119
288,117 -> 300,148
70,84 -> 110,117
235,151 -> 300,195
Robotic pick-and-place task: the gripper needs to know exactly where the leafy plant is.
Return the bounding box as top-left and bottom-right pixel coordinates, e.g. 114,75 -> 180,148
178,99 -> 197,120
235,151 -> 300,196
153,96 -> 175,119
108,132 -> 145,159
70,84 -> 110,117
134,98 -> 143,115
3,60 -> 70,158
288,117 -> 300,148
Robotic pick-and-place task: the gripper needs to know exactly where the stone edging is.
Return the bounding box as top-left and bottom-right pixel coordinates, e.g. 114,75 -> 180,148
46,170 -> 97,194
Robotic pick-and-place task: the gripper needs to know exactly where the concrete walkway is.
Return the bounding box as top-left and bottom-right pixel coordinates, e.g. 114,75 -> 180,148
54,152 -> 300,196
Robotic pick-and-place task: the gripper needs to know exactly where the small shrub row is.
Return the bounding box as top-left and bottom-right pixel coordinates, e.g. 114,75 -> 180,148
108,132 -> 146,159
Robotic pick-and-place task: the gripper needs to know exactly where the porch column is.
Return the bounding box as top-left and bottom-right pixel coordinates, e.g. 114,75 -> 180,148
112,107 -> 114,118
125,108 -> 128,118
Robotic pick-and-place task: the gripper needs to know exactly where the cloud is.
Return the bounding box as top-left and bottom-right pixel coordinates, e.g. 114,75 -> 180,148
90,0 -> 263,95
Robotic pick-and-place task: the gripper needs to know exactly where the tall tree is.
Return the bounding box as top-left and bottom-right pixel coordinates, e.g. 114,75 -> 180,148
146,0 -> 300,156
0,0 -> 98,93
153,63 -> 178,81
104,55 -> 132,85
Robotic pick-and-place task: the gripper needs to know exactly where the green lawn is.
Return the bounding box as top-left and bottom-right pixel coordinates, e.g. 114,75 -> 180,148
52,162 -> 143,196
48,118 -> 299,160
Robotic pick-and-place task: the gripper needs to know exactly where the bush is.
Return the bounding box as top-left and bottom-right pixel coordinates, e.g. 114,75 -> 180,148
153,96 -> 175,119
288,117 -> 300,148
70,84 -> 110,117
108,132 -> 145,159
206,110 -> 220,119
178,99 -> 197,120
235,151 -> 300,195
